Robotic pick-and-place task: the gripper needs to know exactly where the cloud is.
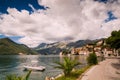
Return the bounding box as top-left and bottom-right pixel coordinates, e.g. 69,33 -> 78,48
0,0 -> 120,47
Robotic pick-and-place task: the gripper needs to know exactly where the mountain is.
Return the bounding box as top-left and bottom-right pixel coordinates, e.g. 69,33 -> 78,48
36,43 -> 47,48
0,38 -> 37,55
34,39 -> 100,55
35,41 -> 68,55
66,40 -> 96,48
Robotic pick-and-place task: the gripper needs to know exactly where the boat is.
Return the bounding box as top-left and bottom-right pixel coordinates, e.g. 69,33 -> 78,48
23,65 -> 45,71
23,60 -> 45,71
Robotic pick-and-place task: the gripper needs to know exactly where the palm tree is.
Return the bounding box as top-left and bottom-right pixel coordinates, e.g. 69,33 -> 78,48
6,70 -> 32,80
54,57 -> 80,76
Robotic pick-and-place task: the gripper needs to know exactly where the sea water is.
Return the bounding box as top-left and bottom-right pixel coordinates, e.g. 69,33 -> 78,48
0,55 -> 87,80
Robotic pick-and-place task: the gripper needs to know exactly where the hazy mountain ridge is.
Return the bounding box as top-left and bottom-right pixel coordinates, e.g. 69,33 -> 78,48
34,41 -> 69,54
66,40 -> 96,48
35,39 -> 102,55
0,38 -> 36,55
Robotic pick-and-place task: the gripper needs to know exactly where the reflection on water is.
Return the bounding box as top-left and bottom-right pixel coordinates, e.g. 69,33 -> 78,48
0,55 -> 87,80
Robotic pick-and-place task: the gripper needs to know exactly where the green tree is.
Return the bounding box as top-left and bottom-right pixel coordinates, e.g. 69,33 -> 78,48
87,53 -> 98,65
54,57 -> 80,76
6,70 -> 32,80
106,30 -> 120,49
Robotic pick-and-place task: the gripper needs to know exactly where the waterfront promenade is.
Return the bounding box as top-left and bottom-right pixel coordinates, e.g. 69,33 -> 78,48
80,57 -> 120,80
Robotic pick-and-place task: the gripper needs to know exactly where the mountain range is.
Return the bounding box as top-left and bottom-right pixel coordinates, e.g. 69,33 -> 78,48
34,39 -> 101,55
0,38 -> 103,55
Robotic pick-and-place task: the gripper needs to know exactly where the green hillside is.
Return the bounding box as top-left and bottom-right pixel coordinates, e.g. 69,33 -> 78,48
0,38 -> 37,55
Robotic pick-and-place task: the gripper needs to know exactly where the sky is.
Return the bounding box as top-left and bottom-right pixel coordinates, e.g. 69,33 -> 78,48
0,0 -> 120,47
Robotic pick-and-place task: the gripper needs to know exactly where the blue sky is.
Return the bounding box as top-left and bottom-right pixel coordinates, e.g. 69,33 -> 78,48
0,34 -> 23,43
105,11 -> 117,22
0,0 -> 45,13
0,0 -> 119,47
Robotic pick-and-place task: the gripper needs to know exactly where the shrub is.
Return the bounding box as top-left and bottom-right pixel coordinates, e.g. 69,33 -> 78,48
87,53 -> 98,65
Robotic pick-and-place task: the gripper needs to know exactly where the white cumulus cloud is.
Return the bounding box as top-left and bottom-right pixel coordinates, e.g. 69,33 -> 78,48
0,0 -> 120,47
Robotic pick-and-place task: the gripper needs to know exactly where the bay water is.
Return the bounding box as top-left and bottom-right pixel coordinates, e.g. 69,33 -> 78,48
0,55 -> 87,80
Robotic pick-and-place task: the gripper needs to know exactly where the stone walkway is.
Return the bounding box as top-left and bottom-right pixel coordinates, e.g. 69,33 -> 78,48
80,58 -> 120,80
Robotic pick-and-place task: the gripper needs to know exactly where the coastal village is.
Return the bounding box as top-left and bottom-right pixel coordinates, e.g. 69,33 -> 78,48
60,39 -> 119,57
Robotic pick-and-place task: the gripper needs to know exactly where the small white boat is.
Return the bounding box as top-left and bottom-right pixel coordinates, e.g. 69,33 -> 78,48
23,65 -> 45,71
23,60 -> 45,71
